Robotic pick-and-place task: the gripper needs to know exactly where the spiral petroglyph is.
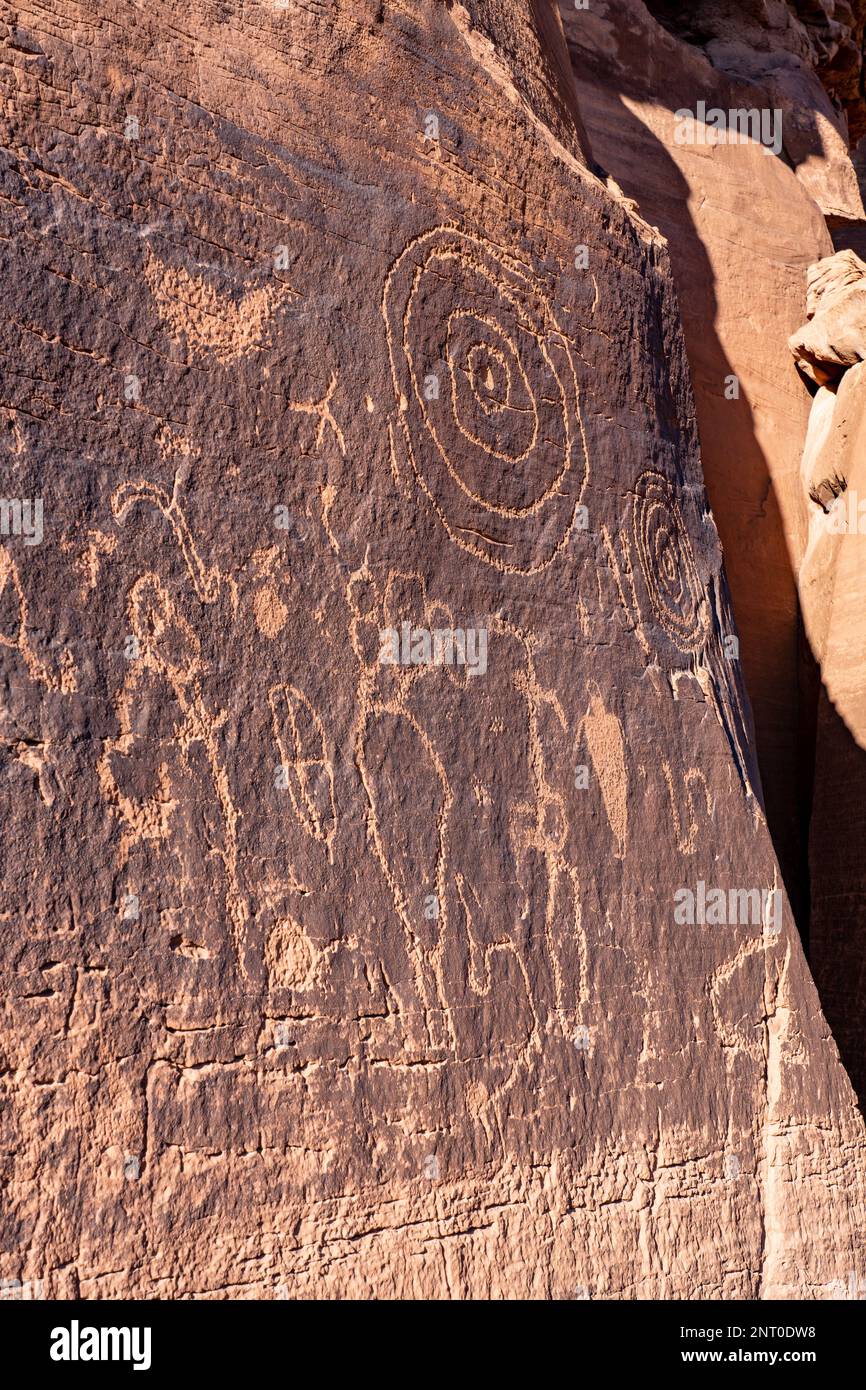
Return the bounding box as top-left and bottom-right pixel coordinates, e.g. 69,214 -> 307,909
383,226 -> 589,572
632,470 -> 710,654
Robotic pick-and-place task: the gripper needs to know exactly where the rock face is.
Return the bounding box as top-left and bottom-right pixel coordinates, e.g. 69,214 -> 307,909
1,0 -> 865,1300
560,0 -> 833,928
646,0 -> 866,153
561,4 -> 866,1109
790,248 -> 866,382
792,249 -> 866,1109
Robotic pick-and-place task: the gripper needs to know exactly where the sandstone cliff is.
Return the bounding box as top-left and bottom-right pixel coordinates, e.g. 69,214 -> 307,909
0,0 -> 865,1300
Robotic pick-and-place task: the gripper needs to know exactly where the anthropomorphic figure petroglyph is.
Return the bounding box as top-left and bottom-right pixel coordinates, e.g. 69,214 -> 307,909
345,557 -> 590,1117
99,572 -> 249,978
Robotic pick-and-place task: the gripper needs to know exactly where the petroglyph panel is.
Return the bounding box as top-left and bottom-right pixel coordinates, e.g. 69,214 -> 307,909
0,0 -> 863,1304
384,226 -> 590,573
143,250 -> 298,365
631,470 -> 710,655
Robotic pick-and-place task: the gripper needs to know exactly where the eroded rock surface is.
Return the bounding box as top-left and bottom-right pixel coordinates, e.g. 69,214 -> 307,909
0,0 -> 864,1300
790,247 -> 866,382
793,249 -> 866,1106
646,0 -> 866,161
561,0 -> 832,926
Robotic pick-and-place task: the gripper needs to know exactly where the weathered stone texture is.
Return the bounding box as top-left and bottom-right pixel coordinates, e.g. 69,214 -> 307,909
560,0 -> 833,930
0,0 -> 864,1299
793,250 -> 866,1109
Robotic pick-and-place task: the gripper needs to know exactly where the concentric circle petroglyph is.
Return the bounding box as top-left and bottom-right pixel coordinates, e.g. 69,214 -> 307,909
632,470 -> 709,653
383,226 -> 589,573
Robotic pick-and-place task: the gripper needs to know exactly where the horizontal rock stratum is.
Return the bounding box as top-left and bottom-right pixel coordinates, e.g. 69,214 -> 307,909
1,0 -> 865,1299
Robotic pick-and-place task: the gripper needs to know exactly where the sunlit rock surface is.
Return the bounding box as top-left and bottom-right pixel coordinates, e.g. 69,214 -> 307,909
0,0 -> 864,1299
